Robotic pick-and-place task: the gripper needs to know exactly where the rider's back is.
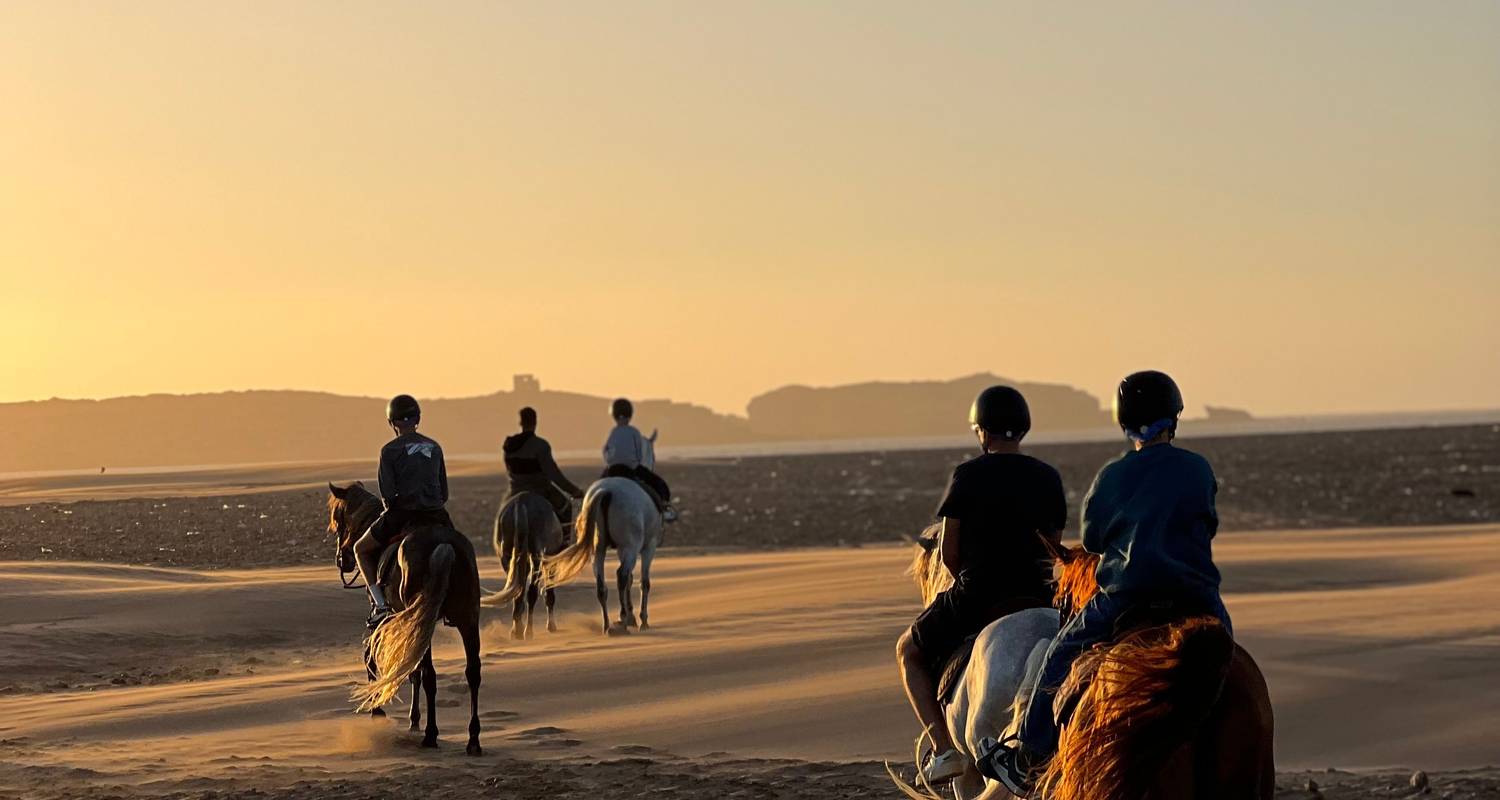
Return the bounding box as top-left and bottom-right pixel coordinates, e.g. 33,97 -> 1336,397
1082,444 -> 1221,600
379,431 -> 448,511
937,452 -> 1067,600
602,423 -> 646,468
503,431 -> 554,489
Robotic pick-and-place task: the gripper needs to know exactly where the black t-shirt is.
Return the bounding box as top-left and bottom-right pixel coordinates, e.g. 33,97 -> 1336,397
934,452 -> 1068,598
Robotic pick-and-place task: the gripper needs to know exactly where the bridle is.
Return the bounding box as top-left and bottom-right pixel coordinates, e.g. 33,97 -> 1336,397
332,496 -> 379,590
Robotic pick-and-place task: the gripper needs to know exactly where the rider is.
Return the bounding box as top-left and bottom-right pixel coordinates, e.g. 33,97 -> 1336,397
503,406 -> 585,525
979,370 -> 1232,794
896,386 -> 1068,784
355,394 -> 454,629
601,397 -> 678,522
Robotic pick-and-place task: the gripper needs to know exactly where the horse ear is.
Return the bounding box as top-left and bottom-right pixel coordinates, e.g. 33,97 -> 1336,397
328,482 -> 347,499
1037,532 -> 1071,563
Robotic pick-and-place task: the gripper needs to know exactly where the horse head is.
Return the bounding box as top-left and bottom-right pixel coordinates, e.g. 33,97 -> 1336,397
326,481 -> 377,578
907,523 -> 952,607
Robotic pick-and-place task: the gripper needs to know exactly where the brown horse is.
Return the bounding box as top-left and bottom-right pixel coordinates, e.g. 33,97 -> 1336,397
1035,538 -> 1275,800
326,482 -> 485,755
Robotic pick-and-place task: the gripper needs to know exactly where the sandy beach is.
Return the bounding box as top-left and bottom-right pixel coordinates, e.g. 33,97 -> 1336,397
3,522 -> 1500,798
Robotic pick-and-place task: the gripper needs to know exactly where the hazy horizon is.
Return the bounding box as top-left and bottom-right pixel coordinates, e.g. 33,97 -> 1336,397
5,2 -> 1498,417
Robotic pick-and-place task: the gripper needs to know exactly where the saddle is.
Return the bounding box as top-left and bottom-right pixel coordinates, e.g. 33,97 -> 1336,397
937,635 -> 980,705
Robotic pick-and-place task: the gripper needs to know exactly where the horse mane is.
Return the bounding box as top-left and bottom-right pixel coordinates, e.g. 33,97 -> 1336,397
1039,616 -> 1234,800
1052,547 -> 1101,617
327,481 -> 377,538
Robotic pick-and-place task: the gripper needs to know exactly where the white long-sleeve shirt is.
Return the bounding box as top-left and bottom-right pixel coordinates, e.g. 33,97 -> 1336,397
602,423 -> 646,468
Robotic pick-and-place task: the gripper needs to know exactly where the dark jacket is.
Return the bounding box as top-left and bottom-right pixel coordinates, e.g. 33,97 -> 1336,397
503,431 -> 583,497
378,432 -> 448,511
1082,444 -> 1222,599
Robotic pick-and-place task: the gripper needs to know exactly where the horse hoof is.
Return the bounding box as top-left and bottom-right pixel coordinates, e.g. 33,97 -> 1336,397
467,742 -> 483,757
547,622 -> 558,634
524,629 -> 534,641
640,621 -> 650,631
409,723 -> 420,732
606,624 -> 631,637
370,708 -> 386,718
421,737 -> 439,748
510,630 -> 523,641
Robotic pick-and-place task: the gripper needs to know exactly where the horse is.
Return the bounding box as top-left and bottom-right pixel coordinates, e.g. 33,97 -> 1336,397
891,525 -> 1059,800
541,439 -> 663,636
326,482 -> 485,755
893,526 -> 1275,800
482,491 -> 567,639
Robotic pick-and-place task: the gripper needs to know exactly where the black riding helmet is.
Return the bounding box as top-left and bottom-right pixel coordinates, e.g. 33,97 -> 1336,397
387,394 -> 421,424
1113,371 -> 1184,439
969,385 -> 1031,441
611,397 -> 634,420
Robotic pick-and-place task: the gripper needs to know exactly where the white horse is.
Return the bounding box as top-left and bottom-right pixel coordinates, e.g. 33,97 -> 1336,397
892,525 -> 1059,800
541,435 -> 664,636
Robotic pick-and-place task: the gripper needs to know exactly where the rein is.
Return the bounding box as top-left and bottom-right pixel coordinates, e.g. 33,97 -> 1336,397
333,494 -> 381,591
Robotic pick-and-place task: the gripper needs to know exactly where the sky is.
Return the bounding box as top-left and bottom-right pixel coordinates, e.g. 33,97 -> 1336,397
2,1 -> 1497,417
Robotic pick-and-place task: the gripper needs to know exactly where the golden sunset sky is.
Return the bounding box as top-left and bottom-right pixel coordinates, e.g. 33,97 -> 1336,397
2,2 -> 1497,416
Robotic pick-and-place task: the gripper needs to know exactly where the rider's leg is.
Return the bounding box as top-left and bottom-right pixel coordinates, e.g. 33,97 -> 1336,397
897,629 -> 956,756
355,524 -> 388,610
1015,592 -> 1123,760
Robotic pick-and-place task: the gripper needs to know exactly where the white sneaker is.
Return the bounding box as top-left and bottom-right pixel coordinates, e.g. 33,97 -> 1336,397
923,748 -> 966,784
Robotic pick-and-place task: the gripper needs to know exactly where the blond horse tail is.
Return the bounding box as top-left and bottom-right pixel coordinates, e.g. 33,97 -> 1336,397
482,502 -> 531,607
352,543 -> 454,712
543,490 -> 606,588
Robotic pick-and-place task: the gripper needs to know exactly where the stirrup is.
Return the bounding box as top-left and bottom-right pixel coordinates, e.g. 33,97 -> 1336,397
662,504 -> 679,523
976,735 -> 1037,795
366,606 -> 394,630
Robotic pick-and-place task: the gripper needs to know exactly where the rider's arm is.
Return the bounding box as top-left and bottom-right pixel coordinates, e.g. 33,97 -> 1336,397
541,442 -> 584,497
1043,467 -> 1068,546
940,517 -> 962,577
437,445 -> 449,505
1080,472 -> 1105,555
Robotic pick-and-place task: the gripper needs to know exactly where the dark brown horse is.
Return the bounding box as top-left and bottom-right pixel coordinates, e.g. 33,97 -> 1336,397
1036,538 -> 1276,800
327,481 -> 485,755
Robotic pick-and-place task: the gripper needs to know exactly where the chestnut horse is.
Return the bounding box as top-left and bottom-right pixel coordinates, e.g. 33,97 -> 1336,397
326,482 -> 485,755
896,527 -> 1274,800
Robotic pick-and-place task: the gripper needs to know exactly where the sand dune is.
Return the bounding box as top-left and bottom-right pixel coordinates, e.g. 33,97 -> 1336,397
3,525 -> 1500,798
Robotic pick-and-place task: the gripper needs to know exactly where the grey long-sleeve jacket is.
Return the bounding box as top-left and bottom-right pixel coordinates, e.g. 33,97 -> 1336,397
378,432 -> 449,511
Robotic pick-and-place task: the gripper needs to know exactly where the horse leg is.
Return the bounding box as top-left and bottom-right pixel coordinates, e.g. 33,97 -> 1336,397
595,542 -> 612,635
510,594 -> 526,640
459,621 -> 483,756
364,641 -> 386,717
639,547 -> 654,631
617,549 -> 639,629
545,587 -> 558,633
408,669 -> 421,731
524,576 -> 541,640
420,647 -> 439,747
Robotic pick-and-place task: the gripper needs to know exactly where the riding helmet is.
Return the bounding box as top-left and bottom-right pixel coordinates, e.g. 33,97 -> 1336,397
969,385 -> 1031,441
386,394 -> 421,423
611,398 -> 634,420
1113,371 -> 1184,438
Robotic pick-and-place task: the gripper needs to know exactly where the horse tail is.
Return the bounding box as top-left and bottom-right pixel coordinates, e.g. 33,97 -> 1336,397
1041,616 -> 1234,800
482,507 -> 532,608
543,489 -> 607,587
352,542 -> 455,712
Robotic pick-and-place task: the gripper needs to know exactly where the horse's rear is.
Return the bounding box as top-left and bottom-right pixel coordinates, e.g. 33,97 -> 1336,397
1044,615 -> 1274,800
486,492 -> 564,638
356,524 -> 485,755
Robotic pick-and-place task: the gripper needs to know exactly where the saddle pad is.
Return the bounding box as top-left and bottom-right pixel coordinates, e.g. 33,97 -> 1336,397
937,634 -> 981,705
375,537 -> 405,589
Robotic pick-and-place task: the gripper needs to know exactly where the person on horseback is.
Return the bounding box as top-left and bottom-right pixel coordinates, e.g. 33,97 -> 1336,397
896,386 -> 1068,784
504,406 -> 584,526
355,394 -> 454,629
979,370 -> 1232,794
601,397 -> 678,522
